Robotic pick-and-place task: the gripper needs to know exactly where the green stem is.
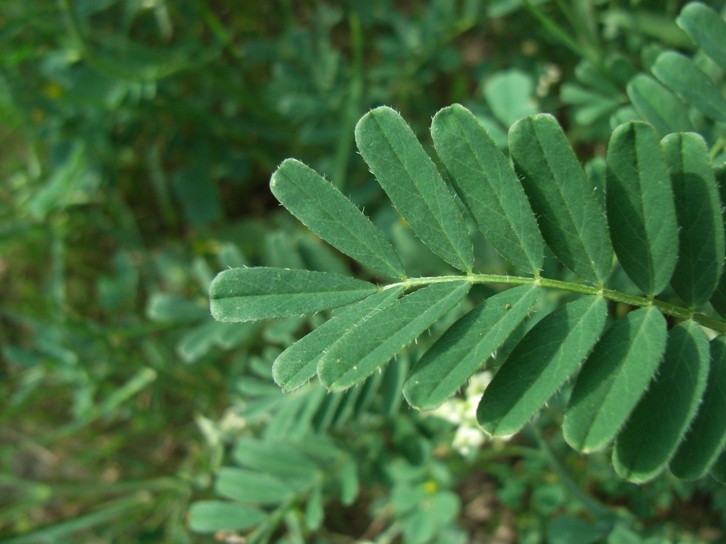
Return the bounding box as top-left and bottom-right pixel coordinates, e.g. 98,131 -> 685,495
529,422 -> 616,522
382,273 -> 726,334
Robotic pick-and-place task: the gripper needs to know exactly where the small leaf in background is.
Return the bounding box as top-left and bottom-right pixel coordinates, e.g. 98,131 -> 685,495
215,467 -> 295,506
232,438 -> 319,488
404,284 -> 539,411
613,321 -> 710,483
318,281 -> 471,391
187,501 -> 266,533
563,307 -> 667,452
509,114 -> 613,285
477,296 -> 608,436
662,132 -> 725,307
670,336 -> 726,480
712,449 -> 726,484
271,159 -> 405,279
305,483 -> 324,530
626,74 -> 695,137
272,286 -> 404,391
677,2 -> 726,72
146,293 -> 208,323
652,51 -> 726,123
209,267 -> 378,322
355,106 -> 474,272
606,121 -> 678,296
337,457 -> 359,505
431,104 -> 544,273
483,69 -> 538,128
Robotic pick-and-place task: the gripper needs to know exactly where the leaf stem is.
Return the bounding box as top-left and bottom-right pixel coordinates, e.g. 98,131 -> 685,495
384,273 -> 726,334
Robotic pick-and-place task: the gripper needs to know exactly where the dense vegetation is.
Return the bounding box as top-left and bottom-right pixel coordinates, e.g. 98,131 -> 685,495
2,1 -> 726,543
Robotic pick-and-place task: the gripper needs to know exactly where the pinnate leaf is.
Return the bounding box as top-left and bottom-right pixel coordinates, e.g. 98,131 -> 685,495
563,307 -> 667,453
613,321 -> 710,483
509,114 -> 612,285
662,132 -> 725,306
318,281 -> 471,391
670,336 -> 726,480
606,121 -> 678,295
272,287 -> 404,391
210,267 -> 377,322
477,296 -> 608,436
270,159 -> 405,279
403,284 -> 539,411
355,106 -> 474,271
431,104 -> 544,273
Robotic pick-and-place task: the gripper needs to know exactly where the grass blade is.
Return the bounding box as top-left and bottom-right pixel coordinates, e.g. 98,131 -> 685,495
563,307 -> 667,452
403,284 -> 539,411
272,287 -> 404,391
670,336 -> 726,480
210,267 -> 377,322
355,106 -> 474,272
477,296 -> 608,436
318,281 -> 471,391
509,114 -> 613,285
606,121 -> 678,295
271,159 -> 405,279
662,132 -> 725,307
613,321 -> 710,483
431,104 -> 544,273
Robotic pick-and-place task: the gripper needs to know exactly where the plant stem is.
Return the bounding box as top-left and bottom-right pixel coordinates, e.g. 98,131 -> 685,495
382,273 -> 726,334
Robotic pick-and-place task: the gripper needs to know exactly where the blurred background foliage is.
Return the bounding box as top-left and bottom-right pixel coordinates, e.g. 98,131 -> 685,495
1,0 -> 726,542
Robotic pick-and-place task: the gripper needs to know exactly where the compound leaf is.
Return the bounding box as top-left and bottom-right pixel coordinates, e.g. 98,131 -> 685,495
270,159 -> 405,279
210,267 -> 378,322
662,132 -> 725,306
652,51 -> 726,123
477,296 -> 608,436
318,281 -> 471,391
627,74 -> 695,136
272,287 -> 405,391
355,106 -> 474,272
677,2 -> 726,72
403,284 -> 539,411
670,336 -> 726,480
613,321 -> 710,483
431,104 -> 544,273
563,307 -> 667,453
606,121 -> 678,295
509,114 -> 612,285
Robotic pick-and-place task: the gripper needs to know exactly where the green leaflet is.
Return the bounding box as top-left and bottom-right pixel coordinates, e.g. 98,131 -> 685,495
606,121 -> 678,296
431,104 -> 544,273
709,165 -> 726,317
670,336 -> 726,480
509,114 -> 613,285
209,267 -> 378,322
613,321 -> 710,483
318,281 -> 471,391
662,133 -> 725,307
272,287 -> 405,391
651,51 -> 726,123
270,159 -> 405,280
483,69 -> 538,128
215,467 -> 295,506
355,106 -> 474,272
713,450 -> 726,484
477,296 -> 608,436
677,2 -> 726,72
403,284 -> 539,411
187,501 -> 266,533
563,307 -> 667,453
626,74 -> 695,137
